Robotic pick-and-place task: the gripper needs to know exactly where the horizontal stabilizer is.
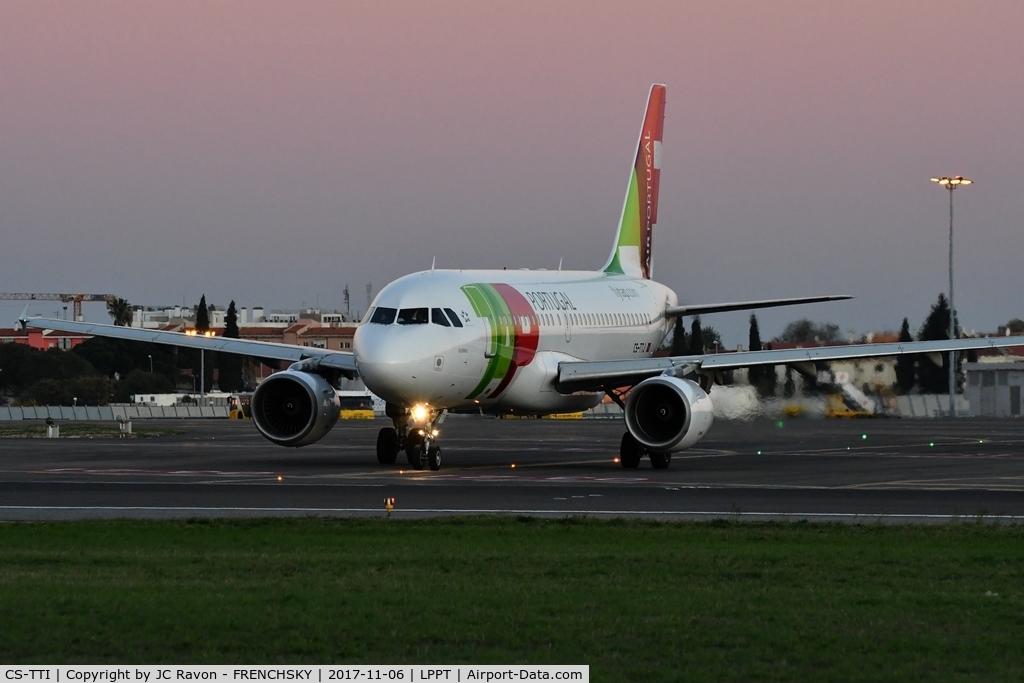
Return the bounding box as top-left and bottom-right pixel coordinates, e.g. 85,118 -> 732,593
665,295 -> 853,318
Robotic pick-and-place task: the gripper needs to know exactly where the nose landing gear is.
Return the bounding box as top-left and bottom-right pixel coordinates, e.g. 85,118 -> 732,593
376,404 -> 446,470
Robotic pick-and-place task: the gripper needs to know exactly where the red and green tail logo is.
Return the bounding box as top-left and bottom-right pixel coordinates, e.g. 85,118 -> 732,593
604,84 -> 665,280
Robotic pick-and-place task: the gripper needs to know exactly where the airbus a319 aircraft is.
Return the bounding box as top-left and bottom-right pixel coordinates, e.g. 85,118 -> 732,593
31,85 -> 1024,471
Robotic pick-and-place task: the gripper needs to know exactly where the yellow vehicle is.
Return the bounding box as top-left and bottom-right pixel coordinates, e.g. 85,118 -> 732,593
228,394 -> 252,419
339,393 -> 376,419
825,393 -> 873,419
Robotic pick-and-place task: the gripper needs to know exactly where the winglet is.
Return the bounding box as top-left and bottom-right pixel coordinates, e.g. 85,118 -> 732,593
603,84 -> 666,279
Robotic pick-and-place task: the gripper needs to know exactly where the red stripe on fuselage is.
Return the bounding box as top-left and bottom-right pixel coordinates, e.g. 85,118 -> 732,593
488,283 -> 540,399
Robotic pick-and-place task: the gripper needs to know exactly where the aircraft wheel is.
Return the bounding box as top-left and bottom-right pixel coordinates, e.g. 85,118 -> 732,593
427,444 -> 442,471
619,432 -> 642,469
649,451 -> 672,470
406,432 -> 425,469
376,427 -> 398,464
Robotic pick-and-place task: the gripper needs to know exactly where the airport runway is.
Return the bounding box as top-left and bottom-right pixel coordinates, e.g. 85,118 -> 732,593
2,417 -> 1024,522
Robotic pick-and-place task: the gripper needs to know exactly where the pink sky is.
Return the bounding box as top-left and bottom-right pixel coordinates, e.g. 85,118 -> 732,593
2,1 -> 1023,345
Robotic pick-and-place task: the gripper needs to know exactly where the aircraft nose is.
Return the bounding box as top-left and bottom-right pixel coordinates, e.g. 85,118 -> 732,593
355,325 -> 435,402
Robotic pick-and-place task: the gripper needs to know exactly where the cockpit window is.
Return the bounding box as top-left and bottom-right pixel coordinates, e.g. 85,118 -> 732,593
369,307 -> 397,325
397,307 -> 429,325
431,308 -> 450,327
444,308 -> 464,328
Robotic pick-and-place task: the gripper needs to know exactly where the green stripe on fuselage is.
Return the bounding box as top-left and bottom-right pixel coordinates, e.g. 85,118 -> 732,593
461,283 -> 515,400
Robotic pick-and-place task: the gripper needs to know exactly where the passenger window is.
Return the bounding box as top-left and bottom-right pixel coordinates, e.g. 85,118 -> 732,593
444,308 -> 463,328
431,308 -> 450,327
369,307 -> 397,325
397,308 -> 428,325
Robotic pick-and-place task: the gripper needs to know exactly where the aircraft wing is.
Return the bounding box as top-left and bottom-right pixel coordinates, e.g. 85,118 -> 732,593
25,318 -> 358,378
665,295 -> 853,318
555,336 -> 1024,393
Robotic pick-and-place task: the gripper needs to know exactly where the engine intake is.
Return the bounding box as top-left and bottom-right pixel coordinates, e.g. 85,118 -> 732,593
624,376 -> 714,452
251,370 -> 340,447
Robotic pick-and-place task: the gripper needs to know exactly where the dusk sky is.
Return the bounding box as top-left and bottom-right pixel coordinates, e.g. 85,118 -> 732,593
2,1 -> 1023,347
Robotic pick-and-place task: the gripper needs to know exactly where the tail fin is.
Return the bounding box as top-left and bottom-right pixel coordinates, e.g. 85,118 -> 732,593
603,84 -> 666,279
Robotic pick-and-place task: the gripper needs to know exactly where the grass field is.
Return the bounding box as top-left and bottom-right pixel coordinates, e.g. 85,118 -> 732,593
1,518 -> 1022,681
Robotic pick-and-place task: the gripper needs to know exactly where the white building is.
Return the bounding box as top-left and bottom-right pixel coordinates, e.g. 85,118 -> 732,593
964,362 -> 1024,417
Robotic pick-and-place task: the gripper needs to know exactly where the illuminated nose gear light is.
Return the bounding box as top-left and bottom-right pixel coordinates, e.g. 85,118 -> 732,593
411,404 -> 430,423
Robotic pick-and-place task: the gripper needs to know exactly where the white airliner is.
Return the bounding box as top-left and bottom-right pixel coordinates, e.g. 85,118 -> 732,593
30,85 -> 1024,471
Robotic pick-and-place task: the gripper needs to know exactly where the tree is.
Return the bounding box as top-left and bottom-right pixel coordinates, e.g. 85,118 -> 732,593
783,366 -> 795,398
779,319 -> 841,344
748,314 -> 763,386
73,336 -> 177,386
114,369 -> 174,403
106,298 -> 133,326
1006,319 -> 1024,335
702,326 -> 723,352
918,293 -> 959,394
218,300 -> 244,392
195,295 -> 210,332
669,317 -> 688,355
894,317 -> 916,394
0,343 -> 98,395
688,317 -> 704,355
758,350 -> 778,398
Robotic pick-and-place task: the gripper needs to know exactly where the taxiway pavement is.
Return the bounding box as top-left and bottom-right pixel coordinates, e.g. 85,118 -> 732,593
2,417 -> 1023,522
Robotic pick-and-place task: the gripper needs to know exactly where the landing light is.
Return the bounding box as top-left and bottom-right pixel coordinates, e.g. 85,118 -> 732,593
411,404 -> 430,423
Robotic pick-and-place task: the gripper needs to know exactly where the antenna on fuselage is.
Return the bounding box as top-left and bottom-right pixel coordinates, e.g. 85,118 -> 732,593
431,256 -> 436,271
558,257 -> 563,271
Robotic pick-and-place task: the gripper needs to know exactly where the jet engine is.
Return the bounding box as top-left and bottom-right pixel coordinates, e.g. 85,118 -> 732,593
623,376 -> 715,452
251,370 -> 340,447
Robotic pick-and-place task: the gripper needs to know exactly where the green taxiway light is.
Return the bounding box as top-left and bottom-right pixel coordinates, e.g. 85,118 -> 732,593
776,420 -> 785,429
757,450 -> 762,455
929,442 -> 935,447
862,434 -> 867,440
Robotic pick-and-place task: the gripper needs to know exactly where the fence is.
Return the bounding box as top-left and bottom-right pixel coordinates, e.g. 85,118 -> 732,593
0,405 -> 230,421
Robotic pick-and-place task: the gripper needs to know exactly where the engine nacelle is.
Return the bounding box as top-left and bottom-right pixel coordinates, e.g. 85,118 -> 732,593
624,376 -> 715,452
251,370 -> 340,447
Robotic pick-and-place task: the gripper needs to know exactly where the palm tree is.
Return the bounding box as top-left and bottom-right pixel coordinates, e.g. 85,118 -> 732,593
106,298 -> 133,326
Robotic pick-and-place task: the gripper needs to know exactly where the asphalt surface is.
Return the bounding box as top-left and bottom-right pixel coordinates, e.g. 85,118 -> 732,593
2,416 -> 1024,522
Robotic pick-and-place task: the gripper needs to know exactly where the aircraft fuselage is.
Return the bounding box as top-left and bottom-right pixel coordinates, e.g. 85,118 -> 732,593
354,268 -> 678,414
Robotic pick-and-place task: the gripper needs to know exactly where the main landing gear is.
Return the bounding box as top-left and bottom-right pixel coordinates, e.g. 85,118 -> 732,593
376,404 -> 445,471
619,432 -> 671,470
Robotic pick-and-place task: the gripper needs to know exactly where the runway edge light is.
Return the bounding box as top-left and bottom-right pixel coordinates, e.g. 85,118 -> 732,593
384,497 -> 396,517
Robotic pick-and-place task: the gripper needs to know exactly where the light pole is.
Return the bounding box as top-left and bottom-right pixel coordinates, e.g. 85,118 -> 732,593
931,175 -> 973,417
187,329 -> 215,404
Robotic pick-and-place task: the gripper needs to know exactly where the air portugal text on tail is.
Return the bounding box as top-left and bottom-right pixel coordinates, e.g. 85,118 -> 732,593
603,84 -> 665,280
34,82 -> 1024,472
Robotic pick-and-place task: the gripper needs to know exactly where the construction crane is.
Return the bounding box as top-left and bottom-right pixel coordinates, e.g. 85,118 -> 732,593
0,293 -> 118,322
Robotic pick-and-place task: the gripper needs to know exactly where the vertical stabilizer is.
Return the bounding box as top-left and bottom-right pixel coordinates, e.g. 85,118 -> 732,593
603,84 -> 666,279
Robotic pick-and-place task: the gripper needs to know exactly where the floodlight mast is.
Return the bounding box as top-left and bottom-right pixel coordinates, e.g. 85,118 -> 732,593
930,175 -> 973,417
